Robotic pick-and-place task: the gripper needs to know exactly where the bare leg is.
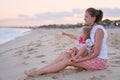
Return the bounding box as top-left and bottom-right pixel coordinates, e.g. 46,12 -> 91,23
37,59 -> 68,75
40,52 -> 71,70
24,58 -> 69,77
24,52 -> 71,77
25,57 -> 84,77
38,58 -> 84,75
40,47 -> 78,70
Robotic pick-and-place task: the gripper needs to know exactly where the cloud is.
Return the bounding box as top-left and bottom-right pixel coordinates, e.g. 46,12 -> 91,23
34,8 -> 82,20
18,14 -> 29,18
0,8 -> 120,23
34,12 -> 73,20
0,8 -> 83,22
72,8 -> 83,14
102,8 -> 120,17
0,14 -> 30,22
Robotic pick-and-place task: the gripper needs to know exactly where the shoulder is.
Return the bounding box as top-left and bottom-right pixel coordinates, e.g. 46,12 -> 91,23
95,29 -> 104,41
95,25 -> 104,33
91,25 -> 103,32
96,28 -> 103,33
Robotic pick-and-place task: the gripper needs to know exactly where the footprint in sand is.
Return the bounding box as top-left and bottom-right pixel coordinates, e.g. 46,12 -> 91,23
35,55 -> 46,58
41,61 -> 47,63
54,48 -> 63,52
110,60 -> 120,64
23,56 -> 30,59
4,49 -> 13,53
15,50 -> 24,53
51,76 -> 58,79
115,46 -> 119,49
109,64 -> 120,67
32,68 -> 37,70
28,52 -> 34,54
14,53 -> 23,56
109,59 -> 120,67
106,69 -> 112,73
23,77 -> 35,80
114,56 -> 120,59
35,44 -> 41,47
99,75 -> 106,78
27,42 -> 34,46
90,76 -> 101,80
114,60 -> 120,64
21,62 -> 29,65
27,48 -> 34,51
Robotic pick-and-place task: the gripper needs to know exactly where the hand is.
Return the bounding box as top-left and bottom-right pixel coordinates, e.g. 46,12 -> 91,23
69,48 -> 76,57
61,31 -> 66,35
71,56 -> 78,63
71,56 -> 82,63
71,57 -> 78,63
71,53 -> 76,58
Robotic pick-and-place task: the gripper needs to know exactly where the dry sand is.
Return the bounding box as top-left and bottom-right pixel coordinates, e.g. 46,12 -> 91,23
0,28 -> 120,80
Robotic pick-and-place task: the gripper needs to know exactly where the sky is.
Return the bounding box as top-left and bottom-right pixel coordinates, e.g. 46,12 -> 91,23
0,0 -> 120,26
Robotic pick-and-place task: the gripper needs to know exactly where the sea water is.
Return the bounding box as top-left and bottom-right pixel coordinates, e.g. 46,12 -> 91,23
0,28 -> 31,45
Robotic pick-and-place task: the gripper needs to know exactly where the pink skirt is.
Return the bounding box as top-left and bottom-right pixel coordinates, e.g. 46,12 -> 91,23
79,58 -> 107,71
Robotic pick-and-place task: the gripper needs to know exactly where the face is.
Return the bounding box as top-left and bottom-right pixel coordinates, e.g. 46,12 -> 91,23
84,11 -> 96,26
80,28 -> 86,38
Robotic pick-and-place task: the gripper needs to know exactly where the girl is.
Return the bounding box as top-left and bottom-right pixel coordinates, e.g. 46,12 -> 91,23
62,27 -> 93,62
24,8 -> 108,77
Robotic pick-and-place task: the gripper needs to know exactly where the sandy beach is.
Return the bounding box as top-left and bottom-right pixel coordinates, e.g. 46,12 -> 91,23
0,28 -> 120,80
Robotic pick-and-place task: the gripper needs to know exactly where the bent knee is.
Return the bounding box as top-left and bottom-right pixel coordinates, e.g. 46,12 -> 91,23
63,57 -> 72,65
62,52 -> 71,58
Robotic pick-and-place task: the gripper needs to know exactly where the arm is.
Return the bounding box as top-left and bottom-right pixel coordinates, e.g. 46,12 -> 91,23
71,46 -> 88,62
70,47 -> 79,57
74,45 -> 87,57
62,31 -> 77,40
78,29 -> 104,62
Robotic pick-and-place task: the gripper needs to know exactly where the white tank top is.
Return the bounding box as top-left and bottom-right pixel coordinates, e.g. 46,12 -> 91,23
90,25 -> 108,59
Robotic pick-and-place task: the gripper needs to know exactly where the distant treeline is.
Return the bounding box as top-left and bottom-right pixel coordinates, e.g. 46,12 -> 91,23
1,19 -> 120,29
34,19 -> 120,29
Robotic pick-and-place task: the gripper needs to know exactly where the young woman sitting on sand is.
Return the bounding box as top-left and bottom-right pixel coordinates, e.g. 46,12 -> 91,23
24,7 -> 108,77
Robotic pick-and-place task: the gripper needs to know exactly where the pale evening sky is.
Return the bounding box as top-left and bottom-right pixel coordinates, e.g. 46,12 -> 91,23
0,0 -> 120,26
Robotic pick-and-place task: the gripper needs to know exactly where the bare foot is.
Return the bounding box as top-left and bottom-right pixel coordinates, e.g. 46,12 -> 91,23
24,69 -> 44,77
24,70 -> 38,77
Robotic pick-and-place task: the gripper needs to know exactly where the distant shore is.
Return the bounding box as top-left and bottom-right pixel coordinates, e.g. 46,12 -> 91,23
0,19 -> 120,29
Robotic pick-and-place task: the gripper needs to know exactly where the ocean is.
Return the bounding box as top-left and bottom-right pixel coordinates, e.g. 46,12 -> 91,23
0,28 -> 31,45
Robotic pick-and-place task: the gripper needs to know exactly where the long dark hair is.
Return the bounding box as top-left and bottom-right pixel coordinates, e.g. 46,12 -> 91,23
86,8 -> 103,24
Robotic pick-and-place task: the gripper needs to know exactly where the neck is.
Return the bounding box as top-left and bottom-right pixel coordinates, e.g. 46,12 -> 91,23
89,23 -> 97,27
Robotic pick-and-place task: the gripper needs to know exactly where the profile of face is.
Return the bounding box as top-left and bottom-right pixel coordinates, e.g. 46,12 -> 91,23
84,11 -> 96,25
80,28 -> 86,38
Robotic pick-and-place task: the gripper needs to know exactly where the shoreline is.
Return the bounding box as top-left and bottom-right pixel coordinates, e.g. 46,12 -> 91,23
0,28 -> 32,45
0,27 -> 119,46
